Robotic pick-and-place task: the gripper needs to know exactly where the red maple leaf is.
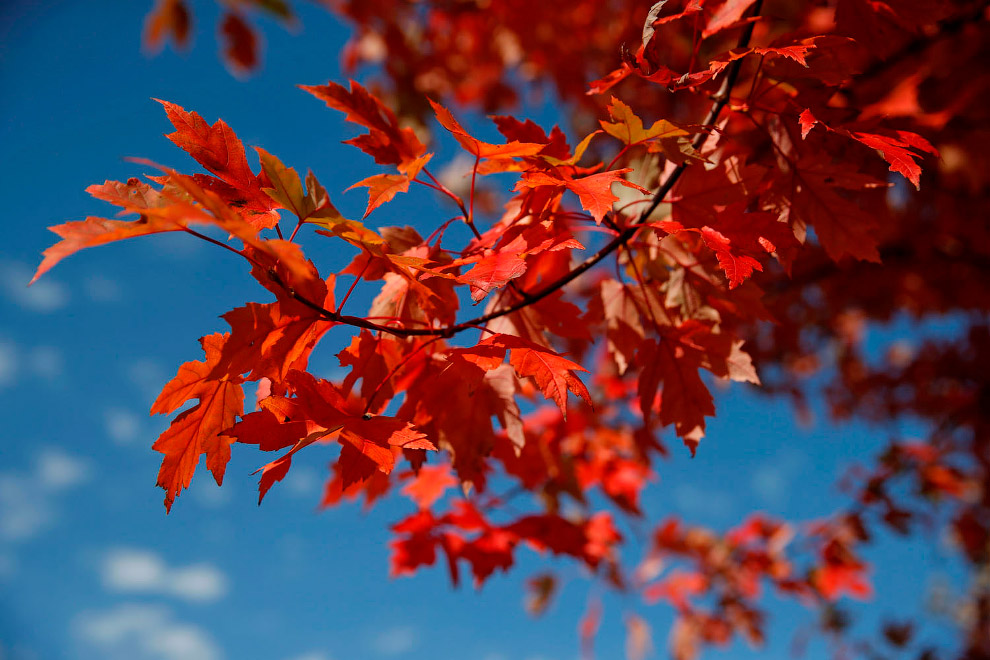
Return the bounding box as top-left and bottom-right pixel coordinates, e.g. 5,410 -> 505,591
157,100 -> 278,226
401,464 -> 458,510
515,168 -> 647,224
150,333 -> 245,512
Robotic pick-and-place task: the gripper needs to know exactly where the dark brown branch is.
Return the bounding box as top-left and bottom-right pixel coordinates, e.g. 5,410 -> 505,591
260,1 -> 765,340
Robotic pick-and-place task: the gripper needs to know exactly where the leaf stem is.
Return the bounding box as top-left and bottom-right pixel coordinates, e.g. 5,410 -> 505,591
215,0 -> 765,342
363,336 -> 442,414
337,258 -> 370,314
288,219 -> 304,243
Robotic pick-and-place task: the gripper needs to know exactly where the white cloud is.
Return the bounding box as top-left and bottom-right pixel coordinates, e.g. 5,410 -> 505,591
190,480 -> 233,509
84,274 -> 123,303
1,260 -> 69,312
750,449 -> 807,507
0,340 -> 64,388
169,564 -> 228,602
673,483 -> 735,519
103,549 -> 165,591
104,408 -> 142,444
37,448 -> 93,490
0,474 -> 51,541
74,603 -> 222,660
127,358 -> 168,399
101,548 -> 228,603
0,450 -> 91,542
370,625 -> 418,657
283,652 -> 333,660
284,465 -> 321,497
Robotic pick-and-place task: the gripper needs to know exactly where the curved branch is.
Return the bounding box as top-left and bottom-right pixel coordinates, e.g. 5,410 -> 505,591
264,1 -> 765,340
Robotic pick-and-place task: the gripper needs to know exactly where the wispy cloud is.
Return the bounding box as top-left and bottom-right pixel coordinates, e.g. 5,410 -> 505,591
0,473 -> 52,541
84,274 -> 123,303
283,652 -> 333,660
750,448 -> 807,508
0,449 -> 93,542
104,408 -> 142,444
127,358 -> 168,400
673,482 -> 735,520
74,603 -> 222,660
101,548 -> 228,602
284,465 -> 321,498
37,447 -> 93,490
1,260 -> 69,312
369,625 -> 418,657
0,338 -> 64,389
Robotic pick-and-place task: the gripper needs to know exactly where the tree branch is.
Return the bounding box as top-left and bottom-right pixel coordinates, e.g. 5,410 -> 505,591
261,0 -> 764,340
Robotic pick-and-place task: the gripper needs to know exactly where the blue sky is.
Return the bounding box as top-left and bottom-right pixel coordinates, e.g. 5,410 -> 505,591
0,2 -> 967,659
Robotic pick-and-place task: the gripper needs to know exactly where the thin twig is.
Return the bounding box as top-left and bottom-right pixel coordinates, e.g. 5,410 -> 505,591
227,1 -> 765,341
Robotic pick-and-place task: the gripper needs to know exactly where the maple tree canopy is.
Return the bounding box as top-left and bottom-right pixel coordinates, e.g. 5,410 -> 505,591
36,0 -> 990,658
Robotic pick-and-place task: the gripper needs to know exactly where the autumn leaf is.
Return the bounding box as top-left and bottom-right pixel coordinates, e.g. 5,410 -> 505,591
301,79 -> 427,169
144,0 -> 190,53
32,215 -> 182,285
704,0 -> 758,37
600,97 -> 696,163
220,12 -> 257,73
599,279 -> 646,374
525,573 -> 558,616
287,370 -> 435,475
515,168 -> 647,224
217,301 -> 335,383
814,563 -> 873,600
637,337 -> 714,453
480,334 -> 592,415
157,100 -> 278,226
799,109 -> 818,139
625,614 -> 654,660
223,408 -> 313,453
701,226 -> 764,289
770,154 -> 884,263
460,247 -> 528,301
847,129 -> 938,190
643,570 -> 708,608
150,333 -> 245,512
253,429 -> 334,504
401,463 -> 458,510
492,116 -> 571,160
255,147 -> 345,222
429,99 -> 545,160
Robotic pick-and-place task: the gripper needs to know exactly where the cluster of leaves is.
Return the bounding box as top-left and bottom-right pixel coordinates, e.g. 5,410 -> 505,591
38,0 -> 990,658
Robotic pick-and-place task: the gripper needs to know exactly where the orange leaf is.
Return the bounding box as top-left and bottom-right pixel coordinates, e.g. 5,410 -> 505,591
481,334 -> 592,415
32,215 -> 181,285
151,333 -> 245,512
429,99 -> 544,160
301,80 -> 427,170
401,464 -> 458,510
701,226 -> 764,289
220,12 -> 257,73
253,429 -> 333,504
144,0 -> 190,52
157,100 -> 277,226
349,173 -> 413,218
461,249 -> 528,301
516,168 -> 644,224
